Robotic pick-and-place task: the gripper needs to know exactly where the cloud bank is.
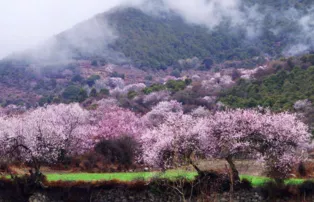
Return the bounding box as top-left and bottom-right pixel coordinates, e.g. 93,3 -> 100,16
1,0 -> 314,60
0,0 -> 127,58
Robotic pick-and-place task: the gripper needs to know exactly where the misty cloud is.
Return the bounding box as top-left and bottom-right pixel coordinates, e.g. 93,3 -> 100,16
0,0 -> 127,58
2,0 -> 314,61
23,15 -> 128,64
285,11 -> 314,55
163,0 -> 244,28
137,0 -> 314,55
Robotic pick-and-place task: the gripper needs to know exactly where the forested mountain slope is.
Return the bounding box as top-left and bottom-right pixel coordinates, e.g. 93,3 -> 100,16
1,1 -> 314,107
7,0 -> 314,70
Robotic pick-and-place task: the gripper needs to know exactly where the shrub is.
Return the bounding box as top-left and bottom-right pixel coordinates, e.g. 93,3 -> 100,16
143,84 -> 166,95
86,75 -> 101,87
110,72 -> 125,79
94,136 -> 139,167
99,88 -> 110,96
71,74 -> 84,83
145,75 -> 153,81
75,152 -> 106,171
90,88 -> 97,97
62,85 -> 81,101
171,69 -> 181,78
166,80 -> 186,92
127,90 -> 138,99
91,60 -> 98,66
61,86 -> 87,102
202,58 -> 214,70
307,54 -> 314,65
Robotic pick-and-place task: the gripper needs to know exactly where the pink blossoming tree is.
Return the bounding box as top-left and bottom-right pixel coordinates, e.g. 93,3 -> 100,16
142,100 -> 183,127
141,109 -> 311,180
141,112 -> 199,169
0,103 -> 91,169
91,101 -> 143,142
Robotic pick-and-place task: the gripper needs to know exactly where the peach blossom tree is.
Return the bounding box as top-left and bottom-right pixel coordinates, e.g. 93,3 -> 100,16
141,109 -> 311,180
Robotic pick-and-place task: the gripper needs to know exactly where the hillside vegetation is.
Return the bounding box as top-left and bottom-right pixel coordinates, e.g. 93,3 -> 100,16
107,8 -> 263,70
220,65 -> 314,111
220,55 -> 314,134
1,1 -> 314,106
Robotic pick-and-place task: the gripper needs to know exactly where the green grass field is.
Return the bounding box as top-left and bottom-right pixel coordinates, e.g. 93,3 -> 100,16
46,170 -> 197,182
239,175 -> 307,186
41,171 -> 310,187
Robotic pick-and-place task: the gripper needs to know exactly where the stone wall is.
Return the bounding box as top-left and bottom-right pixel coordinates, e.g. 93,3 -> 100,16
0,190 -> 280,202
2,187 -> 314,202
209,191 -> 314,202
209,191 -> 263,202
0,188 -> 181,202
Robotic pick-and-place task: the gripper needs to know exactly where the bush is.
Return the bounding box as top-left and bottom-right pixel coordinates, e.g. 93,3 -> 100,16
90,88 -> 97,97
127,90 -> 137,99
201,58 -> 214,70
166,79 -> 190,93
62,86 -> 88,102
110,72 -> 125,79
145,75 -> 153,81
71,75 -> 84,83
95,136 -> 139,168
78,89 -> 88,102
62,85 -> 81,101
74,152 -> 106,172
307,54 -> 314,65
99,88 -> 110,96
38,96 -> 53,106
86,75 -> 101,87
91,60 -> 98,66
143,84 -> 166,95
171,69 -> 181,78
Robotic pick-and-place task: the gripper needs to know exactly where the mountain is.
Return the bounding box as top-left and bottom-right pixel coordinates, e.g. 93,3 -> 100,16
1,1 -> 314,107
13,7 -> 265,70
219,54 -> 314,134
8,1 -> 314,70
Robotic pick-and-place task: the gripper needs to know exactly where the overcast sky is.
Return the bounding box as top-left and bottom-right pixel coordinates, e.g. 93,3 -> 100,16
0,0 -> 132,58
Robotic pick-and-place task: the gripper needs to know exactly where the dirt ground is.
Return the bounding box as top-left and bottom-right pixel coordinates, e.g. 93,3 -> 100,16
196,160 -> 265,176
5,160 -> 263,176
7,159 -> 314,177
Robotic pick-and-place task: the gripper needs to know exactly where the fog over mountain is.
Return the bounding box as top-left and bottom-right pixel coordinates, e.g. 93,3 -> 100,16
0,0 -> 127,58
2,0 -> 314,64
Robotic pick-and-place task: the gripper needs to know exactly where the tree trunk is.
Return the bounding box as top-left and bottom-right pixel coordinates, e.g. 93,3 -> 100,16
225,156 -> 240,182
189,159 -> 202,174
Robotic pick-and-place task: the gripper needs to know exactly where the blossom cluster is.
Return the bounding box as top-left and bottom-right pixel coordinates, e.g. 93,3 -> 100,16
0,99 -> 311,177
